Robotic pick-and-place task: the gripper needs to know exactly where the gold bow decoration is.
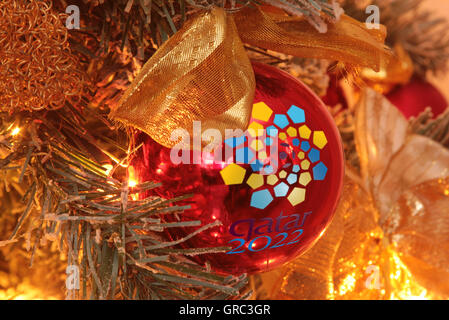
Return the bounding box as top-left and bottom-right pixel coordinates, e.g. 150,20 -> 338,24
252,89 -> 449,300
110,5 -> 391,148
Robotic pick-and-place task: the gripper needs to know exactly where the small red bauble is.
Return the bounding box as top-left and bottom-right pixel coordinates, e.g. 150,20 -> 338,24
386,75 -> 447,119
132,62 -> 344,275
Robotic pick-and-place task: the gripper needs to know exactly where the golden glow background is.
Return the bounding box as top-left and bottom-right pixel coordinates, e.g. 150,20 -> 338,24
424,0 -> 449,100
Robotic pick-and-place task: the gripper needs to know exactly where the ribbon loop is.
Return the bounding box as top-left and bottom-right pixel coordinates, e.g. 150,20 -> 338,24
111,7 -> 255,148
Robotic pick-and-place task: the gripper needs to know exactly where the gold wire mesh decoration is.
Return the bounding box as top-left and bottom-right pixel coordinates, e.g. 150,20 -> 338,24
0,0 -> 86,112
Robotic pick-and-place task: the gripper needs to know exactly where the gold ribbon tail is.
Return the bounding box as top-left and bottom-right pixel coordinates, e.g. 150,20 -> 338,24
233,6 -> 391,72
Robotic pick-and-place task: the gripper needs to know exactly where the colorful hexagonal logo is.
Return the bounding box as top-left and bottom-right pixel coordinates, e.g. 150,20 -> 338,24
219,102 -> 329,209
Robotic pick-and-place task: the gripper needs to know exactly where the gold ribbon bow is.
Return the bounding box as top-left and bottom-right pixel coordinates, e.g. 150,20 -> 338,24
111,6 -> 390,148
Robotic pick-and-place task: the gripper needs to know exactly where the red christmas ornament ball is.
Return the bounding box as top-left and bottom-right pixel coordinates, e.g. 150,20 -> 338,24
132,62 -> 344,275
386,75 -> 447,119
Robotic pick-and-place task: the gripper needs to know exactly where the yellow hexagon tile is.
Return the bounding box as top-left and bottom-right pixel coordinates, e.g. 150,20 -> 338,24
301,159 -> 310,170
267,175 -> 279,185
248,122 -> 265,137
299,172 -> 312,186
298,125 -> 311,139
279,132 -> 287,141
298,152 -> 305,160
287,127 -> 297,137
250,139 -> 264,151
252,102 -> 273,122
287,187 -> 306,206
313,131 -> 328,149
220,164 -> 246,185
247,173 -> 264,189
258,151 -> 268,160
279,170 -> 287,179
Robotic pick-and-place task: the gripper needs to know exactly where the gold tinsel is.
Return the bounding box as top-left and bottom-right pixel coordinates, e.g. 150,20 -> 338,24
0,0 -> 86,112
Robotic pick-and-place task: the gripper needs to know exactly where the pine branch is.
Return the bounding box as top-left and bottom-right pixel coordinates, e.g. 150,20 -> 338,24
265,0 -> 343,32
0,104 -> 250,300
410,108 -> 449,147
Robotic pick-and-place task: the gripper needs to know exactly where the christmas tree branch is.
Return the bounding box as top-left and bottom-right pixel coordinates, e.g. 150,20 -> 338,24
0,105 -> 250,300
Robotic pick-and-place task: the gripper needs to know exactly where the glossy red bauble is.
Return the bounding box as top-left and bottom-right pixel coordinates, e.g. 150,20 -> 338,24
132,62 -> 344,275
386,75 -> 447,119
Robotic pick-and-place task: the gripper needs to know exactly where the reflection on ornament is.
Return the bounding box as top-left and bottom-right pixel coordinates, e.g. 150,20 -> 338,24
132,62 -> 344,275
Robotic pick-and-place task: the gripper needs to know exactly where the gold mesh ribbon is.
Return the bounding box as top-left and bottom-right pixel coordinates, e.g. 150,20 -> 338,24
233,6 -> 389,72
111,7 -> 254,148
111,6 -> 390,148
